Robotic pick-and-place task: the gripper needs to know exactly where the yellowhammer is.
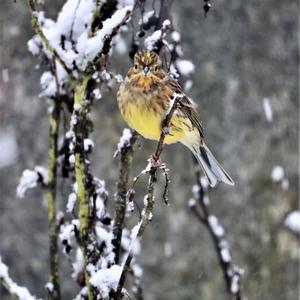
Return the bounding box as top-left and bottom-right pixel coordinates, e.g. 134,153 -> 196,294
117,51 -> 234,187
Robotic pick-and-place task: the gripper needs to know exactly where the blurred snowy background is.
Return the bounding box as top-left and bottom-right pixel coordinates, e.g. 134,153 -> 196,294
0,0 -> 298,299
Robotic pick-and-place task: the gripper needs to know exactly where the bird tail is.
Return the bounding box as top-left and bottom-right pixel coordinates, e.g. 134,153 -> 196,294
192,143 -> 234,187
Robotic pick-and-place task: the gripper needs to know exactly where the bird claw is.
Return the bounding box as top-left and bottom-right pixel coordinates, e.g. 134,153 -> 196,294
162,126 -> 170,135
149,154 -> 162,168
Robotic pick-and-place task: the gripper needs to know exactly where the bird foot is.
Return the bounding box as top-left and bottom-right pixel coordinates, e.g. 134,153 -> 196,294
162,125 -> 170,135
149,154 -> 162,169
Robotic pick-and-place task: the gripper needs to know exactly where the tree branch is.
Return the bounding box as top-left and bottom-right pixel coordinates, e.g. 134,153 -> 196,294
46,97 -> 61,300
112,130 -> 138,264
0,257 -> 37,300
73,76 -> 96,300
27,0 -> 74,78
114,96 -> 181,299
189,160 -> 244,300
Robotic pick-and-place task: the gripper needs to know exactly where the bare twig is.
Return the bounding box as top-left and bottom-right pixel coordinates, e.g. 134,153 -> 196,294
189,160 -> 244,300
114,96 -> 181,299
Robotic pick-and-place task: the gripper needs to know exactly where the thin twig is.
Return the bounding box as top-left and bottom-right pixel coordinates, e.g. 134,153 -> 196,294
189,160 -> 244,300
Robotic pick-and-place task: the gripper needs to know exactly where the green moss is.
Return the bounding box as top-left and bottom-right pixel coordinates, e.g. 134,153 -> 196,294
46,103 -> 61,300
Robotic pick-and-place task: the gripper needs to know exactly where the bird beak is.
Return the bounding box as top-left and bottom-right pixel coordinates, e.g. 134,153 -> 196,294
143,66 -> 149,75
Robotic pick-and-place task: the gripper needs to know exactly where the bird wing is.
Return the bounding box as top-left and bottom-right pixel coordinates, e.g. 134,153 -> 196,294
167,77 -> 204,138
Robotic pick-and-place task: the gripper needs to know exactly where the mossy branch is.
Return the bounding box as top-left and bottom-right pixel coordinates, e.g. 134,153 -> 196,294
74,76 -> 90,240
112,130 -> 138,264
73,76 -> 96,300
46,99 -> 61,300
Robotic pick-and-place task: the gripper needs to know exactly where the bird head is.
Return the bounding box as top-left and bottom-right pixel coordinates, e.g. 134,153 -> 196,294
131,51 -> 164,78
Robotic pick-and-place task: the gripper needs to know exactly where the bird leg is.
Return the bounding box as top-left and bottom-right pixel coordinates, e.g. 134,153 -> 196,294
149,154 -> 162,169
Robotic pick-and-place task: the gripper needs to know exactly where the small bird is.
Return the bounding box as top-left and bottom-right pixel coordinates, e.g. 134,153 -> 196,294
117,51 -> 234,187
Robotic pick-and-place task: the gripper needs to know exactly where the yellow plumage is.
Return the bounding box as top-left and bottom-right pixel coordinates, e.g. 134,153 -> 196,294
119,94 -> 188,144
117,51 -> 234,187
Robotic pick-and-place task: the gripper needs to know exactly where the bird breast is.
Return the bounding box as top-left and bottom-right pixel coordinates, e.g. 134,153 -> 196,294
117,80 -> 187,144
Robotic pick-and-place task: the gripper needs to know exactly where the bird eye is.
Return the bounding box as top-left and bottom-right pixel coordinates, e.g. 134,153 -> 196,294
134,64 -> 138,70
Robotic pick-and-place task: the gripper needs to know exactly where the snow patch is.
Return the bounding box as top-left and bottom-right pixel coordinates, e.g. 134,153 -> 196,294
176,59 -> 195,76
208,215 -> 224,237
92,88 -> 102,100
230,274 -> 240,294
66,193 -> 77,212
285,211 -> 300,234
0,257 -> 38,300
271,165 -> 284,182
117,128 -> 132,152
188,198 -> 196,208
72,249 -> 84,280
90,265 -> 122,298
17,166 -> 48,198
220,248 -> 231,263
45,282 -> 54,292
76,6 -> 132,69
263,97 -> 273,122
84,138 -> 94,151
171,31 -> 181,43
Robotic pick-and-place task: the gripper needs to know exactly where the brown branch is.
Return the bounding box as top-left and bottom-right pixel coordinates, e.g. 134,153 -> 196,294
112,130 -> 138,264
189,160 -> 244,300
152,96 -> 179,160
114,96 -> 181,299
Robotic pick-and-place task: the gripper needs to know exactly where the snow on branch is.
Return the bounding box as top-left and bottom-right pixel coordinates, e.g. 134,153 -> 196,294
90,265 -> 123,298
114,128 -> 134,157
77,5 -> 133,69
271,165 -> 289,191
0,257 -> 38,300
113,92 -> 181,298
28,0 -> 74,78
28,0 -> 134,85
144,19 -> 171,51
16,166 -> 48,198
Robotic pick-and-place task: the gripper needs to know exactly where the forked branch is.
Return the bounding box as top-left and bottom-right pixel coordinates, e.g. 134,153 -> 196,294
114,96 -> 181,299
